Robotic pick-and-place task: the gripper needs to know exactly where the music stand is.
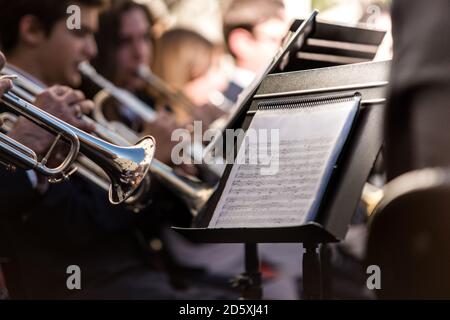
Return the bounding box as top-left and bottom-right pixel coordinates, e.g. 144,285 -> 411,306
174,10 -> 390,299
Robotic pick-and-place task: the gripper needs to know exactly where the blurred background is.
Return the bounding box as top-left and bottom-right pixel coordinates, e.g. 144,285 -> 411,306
136,0 -> 391,44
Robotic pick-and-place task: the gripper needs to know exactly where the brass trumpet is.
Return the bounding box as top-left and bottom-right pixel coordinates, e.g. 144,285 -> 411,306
136,64 -> 228,176
0,77 -> 156,205
79,61 -> 225,178
136,64 -> 197,112
138,65 -> 233,113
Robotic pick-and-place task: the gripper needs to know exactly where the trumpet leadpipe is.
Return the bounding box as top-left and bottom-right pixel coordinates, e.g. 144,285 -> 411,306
79,61 -> 157,122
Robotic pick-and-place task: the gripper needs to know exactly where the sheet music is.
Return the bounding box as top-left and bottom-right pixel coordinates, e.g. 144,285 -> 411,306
209,95 -> 359,229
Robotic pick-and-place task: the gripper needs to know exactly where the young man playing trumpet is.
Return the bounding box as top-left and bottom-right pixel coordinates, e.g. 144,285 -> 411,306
0,0 -> 229,299
0,55 -> 99,299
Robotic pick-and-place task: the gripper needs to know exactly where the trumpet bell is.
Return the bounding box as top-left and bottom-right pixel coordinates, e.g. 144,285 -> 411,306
107,135 -> 156,204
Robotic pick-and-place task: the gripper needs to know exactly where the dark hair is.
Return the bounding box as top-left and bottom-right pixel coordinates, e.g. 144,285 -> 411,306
222,0 -> 285,50
91,0 -> 153,82
0,0 -> 105,53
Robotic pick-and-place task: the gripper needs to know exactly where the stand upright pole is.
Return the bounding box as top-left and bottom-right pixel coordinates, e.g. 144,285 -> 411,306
303,243 -> 323,300
233,243 -> 263,300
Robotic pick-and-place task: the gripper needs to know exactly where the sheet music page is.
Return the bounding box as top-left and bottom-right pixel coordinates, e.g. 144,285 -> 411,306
209,96 -> 359,229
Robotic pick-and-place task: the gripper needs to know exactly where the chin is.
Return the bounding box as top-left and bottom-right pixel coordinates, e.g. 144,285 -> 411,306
68,73 -> 82,88
127,79 -> 145,93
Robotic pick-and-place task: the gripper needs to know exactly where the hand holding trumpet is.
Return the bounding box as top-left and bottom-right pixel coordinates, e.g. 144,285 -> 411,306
7,86 -> 95,162
0,52 -> 13,97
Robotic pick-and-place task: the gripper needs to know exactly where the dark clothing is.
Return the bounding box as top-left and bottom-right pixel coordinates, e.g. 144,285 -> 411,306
0,169 -> 36,299
385,0 -> 450,180
368,0 -> 450,299
0,167 -> 228,299
0,167 -> 144,298
0,168 -> 37,214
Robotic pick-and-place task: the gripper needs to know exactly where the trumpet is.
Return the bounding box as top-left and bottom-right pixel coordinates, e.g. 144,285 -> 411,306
80,61 -> 225,178
136,64 -> 197,112
138,65 -> 233,113
137,65 -> 234,179
3,68 -> 216,216
136,64 -> 229,176
0,76 -> 156,206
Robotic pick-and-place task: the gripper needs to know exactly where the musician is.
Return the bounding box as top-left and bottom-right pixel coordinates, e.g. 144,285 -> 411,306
0,52 -> 14,299
0,49 -> 95,213
0,0 -> 229,299
87,0 -> 180,166
151,28 -> 228,125
90,0 -> 225,165
363,0 -> 450,299
222,0 -> 288,103
385,0 -> 450,180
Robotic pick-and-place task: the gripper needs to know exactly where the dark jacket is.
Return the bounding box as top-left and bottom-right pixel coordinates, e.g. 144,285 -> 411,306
385,0 -> 450,179
0,167 -> 151,299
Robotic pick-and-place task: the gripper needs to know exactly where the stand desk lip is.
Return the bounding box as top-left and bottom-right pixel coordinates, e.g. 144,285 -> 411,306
172,222 -> 339,244
253,80 -> 389,100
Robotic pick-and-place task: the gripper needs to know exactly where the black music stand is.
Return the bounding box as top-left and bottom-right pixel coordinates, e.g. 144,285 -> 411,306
173,12 -> 390,299
289,19 -> 386,71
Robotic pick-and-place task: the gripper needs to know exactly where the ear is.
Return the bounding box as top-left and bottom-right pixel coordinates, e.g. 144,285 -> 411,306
227,28 -> 254,60
17,15 -> 46,47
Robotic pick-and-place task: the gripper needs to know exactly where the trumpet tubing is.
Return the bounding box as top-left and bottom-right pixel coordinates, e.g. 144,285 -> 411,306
0,129 -> 40,172
0,92 -> 80,178
79,61 -> 157,122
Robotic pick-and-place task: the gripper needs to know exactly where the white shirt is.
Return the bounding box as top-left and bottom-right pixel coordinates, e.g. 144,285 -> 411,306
231,67 -> 256,89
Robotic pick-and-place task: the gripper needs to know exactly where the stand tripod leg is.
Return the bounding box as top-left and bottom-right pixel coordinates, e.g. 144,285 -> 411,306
302,243 -> 322,300
232,243 -> 263,300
